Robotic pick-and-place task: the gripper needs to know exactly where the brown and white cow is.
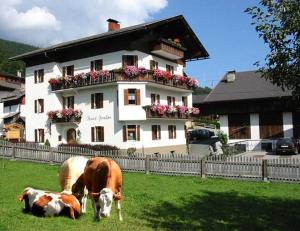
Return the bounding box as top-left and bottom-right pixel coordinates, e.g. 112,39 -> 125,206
18,187 -> 81,219
83,157 -> 123,221
59,156 -> 89,213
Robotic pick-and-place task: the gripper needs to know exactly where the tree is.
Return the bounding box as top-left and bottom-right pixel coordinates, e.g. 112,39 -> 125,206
193,86 -> 211,95
245,0 -> 300,98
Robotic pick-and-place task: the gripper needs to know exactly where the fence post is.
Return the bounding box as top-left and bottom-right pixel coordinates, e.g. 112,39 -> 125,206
201,157 -> 206,178
11,144 -> 16,159
49,147 -> 54,164
145,155 -> 150,174
262,159 -> 269,182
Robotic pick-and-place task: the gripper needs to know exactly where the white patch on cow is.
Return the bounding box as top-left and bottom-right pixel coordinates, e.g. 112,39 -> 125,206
43,194 -> 65,216
98,188 -> 113,218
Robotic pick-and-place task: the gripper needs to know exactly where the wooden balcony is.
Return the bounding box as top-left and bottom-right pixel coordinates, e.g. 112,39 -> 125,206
143,106 -> 191,120
50,71 -> 192,92
151,39 -> 186,60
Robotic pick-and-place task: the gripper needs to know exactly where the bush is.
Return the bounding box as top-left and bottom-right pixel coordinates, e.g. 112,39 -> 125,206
58,143 -> 119,151
127,147 -> 136,156
44,139 -> 51,147
216,131 -> 228,145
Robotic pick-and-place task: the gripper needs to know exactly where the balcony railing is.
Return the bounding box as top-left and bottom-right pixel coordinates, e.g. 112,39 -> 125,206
47,109 -> 82,124
49,70 -> 196,92
143,105 -> 192,120
151,39 -> 186,60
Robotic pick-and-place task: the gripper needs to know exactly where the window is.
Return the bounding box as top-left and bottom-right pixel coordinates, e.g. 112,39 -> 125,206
122,55 -> 138,67
62,96 -> 74,109
35,129 -> 44,143
168,125 -> 176,139
166,64 -> 174,74
151,94 -> 160,104
62,65 -> 74,77
91,126 -> 104,142
123,125 -> 140,141
34,69 -> 44,83
124,89 -> 140,105
152,125 -> 161,140
259,112 -> 283,139
91,93 -> 103,109
228,114 -> 251,139
91,59 -> 103,71
150,60 -> 158,70
167,96 -> 175,106
182,96 -> 188,107
34,99 -> 44,113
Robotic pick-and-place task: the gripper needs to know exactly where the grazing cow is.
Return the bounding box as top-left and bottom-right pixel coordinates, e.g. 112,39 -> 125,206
59,156 -> 89,213
83,157 -> 123,221
18,187 -> 81,219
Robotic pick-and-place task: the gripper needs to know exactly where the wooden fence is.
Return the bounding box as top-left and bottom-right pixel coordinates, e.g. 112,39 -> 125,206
0,141 -> 299,182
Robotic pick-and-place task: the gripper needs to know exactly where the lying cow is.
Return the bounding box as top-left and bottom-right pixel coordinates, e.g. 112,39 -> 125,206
18,187 -> 81,219
83,157 -> 123,221
59,156 -> 88,213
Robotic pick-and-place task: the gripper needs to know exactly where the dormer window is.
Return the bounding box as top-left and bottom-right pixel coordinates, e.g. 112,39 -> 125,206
122,55 -> 138,68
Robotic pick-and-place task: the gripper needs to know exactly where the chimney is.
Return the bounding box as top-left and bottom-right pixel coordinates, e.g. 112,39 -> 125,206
226,70 -> 236,82
107,19 -> 120,31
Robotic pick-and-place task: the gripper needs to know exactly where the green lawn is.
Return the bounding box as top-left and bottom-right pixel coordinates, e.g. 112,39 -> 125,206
0,159 -> 300,231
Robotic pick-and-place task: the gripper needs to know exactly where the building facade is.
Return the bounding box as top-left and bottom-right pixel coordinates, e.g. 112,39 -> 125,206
12,15 -> 209,153
197,71 -> 300,151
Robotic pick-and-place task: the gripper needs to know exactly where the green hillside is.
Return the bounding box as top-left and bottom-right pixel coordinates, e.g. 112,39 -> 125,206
0,38 -> 38,76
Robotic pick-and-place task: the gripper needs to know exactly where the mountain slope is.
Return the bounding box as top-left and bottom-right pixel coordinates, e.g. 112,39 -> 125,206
0,38 -> 38,76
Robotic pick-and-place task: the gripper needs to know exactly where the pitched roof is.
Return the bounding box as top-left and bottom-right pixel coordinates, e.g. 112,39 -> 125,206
192,94 -> 209,104
203,71 -> 292,103
1,88 -> 24,102
11,15 -> 209,62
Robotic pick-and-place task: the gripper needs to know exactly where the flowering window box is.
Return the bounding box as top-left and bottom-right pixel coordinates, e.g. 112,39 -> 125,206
47,109 -> 82,124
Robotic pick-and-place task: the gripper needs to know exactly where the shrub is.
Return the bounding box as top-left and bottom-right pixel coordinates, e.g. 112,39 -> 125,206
44,139 -> 51,147
216,131 -> 228,145
58,143 -> 119,151
127,147 -> 136,156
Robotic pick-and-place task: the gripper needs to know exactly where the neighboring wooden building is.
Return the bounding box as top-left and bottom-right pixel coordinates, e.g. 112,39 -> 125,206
197,71 -> 299,150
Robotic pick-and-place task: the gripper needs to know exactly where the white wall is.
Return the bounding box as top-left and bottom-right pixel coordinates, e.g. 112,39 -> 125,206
24,50 -> 188,149
250,113 -> 260,139
283,112 -> 293,138
219,115 -> 229,137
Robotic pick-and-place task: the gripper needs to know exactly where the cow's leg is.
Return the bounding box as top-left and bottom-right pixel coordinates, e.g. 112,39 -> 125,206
91,197 -> 100,220
81,187 -> 88,213
116,200 -> 123,221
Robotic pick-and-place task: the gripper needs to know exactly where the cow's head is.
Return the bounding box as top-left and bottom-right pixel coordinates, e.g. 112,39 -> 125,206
98,188 -> 114,217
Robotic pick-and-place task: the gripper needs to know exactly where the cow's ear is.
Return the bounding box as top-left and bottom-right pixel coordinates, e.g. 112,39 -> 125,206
113,193 -> 122,201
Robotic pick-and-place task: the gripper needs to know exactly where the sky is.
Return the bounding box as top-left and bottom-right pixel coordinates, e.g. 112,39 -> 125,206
0,0 -> 269,88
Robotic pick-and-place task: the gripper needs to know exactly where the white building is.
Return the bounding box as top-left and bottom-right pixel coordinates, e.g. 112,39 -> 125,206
12,16 -> 209,153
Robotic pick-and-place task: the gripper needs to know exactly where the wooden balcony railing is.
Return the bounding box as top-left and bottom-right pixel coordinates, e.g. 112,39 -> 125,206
151,39 -> 186,60
143,106 -> 191,120
50,71 -> 192,91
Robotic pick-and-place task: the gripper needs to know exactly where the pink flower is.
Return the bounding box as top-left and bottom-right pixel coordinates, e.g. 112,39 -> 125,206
153,69 -> 164,79
177,105 -> 187,114
187,78 -> 198,87
164,71 -> 172,81
156,104 -> 166,115
124,66 -> 140,78
192,107 -> 200,115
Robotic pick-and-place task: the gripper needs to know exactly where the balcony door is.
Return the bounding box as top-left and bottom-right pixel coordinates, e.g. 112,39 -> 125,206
67,128 -> 76,144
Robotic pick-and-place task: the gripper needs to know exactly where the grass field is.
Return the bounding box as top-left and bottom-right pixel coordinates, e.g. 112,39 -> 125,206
0,159 -> 300,231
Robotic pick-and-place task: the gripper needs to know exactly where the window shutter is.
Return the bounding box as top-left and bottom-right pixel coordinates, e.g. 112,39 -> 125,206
91,127 -> 95,142
100,126 -> 104,142
172,97 -> 176,106
70,65 -> 74,76
134,55 -> 138,67
124,89 -> 129,105
100,93 -> 103,108
122,55 -> 126,68
99,59 -> 103,70
158,125 -> 161,139
151,94 -> 156,104
136,89 -> 141,105
156,94 -> 160,104
40,99 -> 44,113
62,67 -> 66,77
168,125 -> 172,139
41,129 -> 45,143
152,125 -> 155,140
182,96 -> 188,107
34,100 -> 37,113
34,129 -> 37,142
62,97 -> 66,109
167,96 -> 171,106
34,70 -> 37,84
123,125 -> 127,142
150,60 -> 154,70
174,126 -> 177,139
41,69 -> 44,82
91,94 -> 94,109
137,125 -> 140,141
90,61 -> 94,71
